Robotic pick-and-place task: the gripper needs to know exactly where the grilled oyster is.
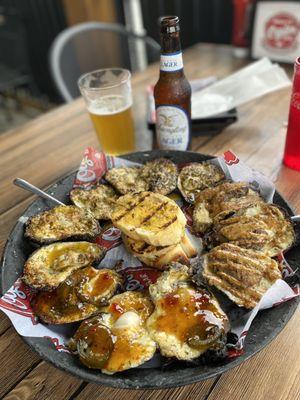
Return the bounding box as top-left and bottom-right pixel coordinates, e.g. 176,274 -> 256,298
123,232 -> 197,269
33,267 -> 122,324
100,290 -> 154,324
202,243 -> 282,309
23,242 -> 105,290
76,267 -> 123,306
69,310 -> 156,374
178,162 -> 225,203
146,264 -> 229,360
111,191 -> 186,246
140,158 -> 178,195
70,315 -> 114,369
212,203 -> 295,256
25,205 -> 101,244
105,167 -> 148,194
70,185 -> 119,220
101,311 -> 156,374
193,182 -> 263,233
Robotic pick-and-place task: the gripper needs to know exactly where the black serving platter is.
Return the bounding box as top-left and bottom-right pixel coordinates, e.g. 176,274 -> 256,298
1,150 -> 299,390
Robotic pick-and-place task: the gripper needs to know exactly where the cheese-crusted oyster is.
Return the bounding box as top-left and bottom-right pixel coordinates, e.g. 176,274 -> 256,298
101,312 -> 156,374
70,184 -> 119,220
105,167 -> 148,194
212,203 -> 295,257
178,162 -> 225,203
141,158 -> 178,195
25,205 -> 101,244
75,267 -> 123,306
23,242 -> 105,290
193,182 -> 263,233
111,191 -> 186,247
69,291 -> 156,373
202,243 -> 282,309
33,267 -> 122,324
100,290 -> 154,324
146,264 -> 229,360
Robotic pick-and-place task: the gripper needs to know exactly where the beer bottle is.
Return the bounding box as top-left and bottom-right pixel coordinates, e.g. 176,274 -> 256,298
154,16 -> 191,150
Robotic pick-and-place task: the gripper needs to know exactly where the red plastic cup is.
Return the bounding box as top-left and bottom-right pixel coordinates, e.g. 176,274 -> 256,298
283,57 -> 300,171
232,0 -> 253,48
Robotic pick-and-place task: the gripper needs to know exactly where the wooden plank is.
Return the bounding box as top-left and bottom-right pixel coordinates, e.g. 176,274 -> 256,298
3,361 -> 82,400
73,378 -> 216,400
206,308 -> 300,400
0,315 -> 10,335
199,89 -> 290,161
0,101 -> 95,214
0,328 -> 41,398
275,165 -> 300,212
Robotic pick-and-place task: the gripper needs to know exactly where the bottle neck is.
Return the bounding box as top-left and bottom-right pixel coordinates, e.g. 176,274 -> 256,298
159,30 -> 184,78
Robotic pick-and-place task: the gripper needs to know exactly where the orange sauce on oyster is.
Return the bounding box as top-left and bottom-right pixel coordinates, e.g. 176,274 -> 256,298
47,243 -> 99,270
154,287 -> 227,347
107,292 -> 154,323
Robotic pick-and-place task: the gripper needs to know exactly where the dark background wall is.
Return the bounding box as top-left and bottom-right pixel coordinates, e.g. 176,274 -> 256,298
140,0 -> 233,48
0,0 -> 233,102
0,0 -> 66,100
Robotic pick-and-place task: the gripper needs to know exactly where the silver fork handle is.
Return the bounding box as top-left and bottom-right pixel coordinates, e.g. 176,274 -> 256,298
291,215 -> 300,222
13,178 -> 65,206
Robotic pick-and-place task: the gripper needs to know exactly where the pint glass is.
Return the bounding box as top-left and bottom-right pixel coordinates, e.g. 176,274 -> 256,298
78,68 -> 135,155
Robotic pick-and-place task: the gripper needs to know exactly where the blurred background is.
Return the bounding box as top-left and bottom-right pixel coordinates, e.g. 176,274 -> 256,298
0,0 -> 298,133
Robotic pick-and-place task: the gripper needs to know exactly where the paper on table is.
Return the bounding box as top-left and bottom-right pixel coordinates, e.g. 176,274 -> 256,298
192,58 -> 291,119
0,148 -> 298,362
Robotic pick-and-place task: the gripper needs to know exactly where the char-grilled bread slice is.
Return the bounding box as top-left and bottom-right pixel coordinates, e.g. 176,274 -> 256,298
70,184 -> 119,220
104,167 -> 148,194
25,205 -> 101,245
123,232 -> 197,269
140,158 -> 178,195
212,203 -> 295,257
178,162 -> 225,203
202,243 -> 282,309
111,192 -> 187,247
193,181 -> 263,233
23,242 -> 105,290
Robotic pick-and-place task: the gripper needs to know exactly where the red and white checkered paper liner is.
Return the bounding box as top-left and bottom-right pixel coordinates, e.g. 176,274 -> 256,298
0,147 -> 299,362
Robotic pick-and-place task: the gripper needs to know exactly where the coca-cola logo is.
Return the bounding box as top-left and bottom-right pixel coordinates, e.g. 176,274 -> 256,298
101,226 -> 122,242
291,92 -> 300,110
121,266 -> 161,291
73,147 -> 108,188
0,279 -> 38,324
44,336 -> 70,352
95,225 -> 122,250
264,13 -> 299,50
223,150 -> 239,166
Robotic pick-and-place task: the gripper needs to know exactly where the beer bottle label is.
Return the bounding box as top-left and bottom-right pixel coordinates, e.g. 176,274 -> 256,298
156,105 -> 189,150
160,52 -> 183,72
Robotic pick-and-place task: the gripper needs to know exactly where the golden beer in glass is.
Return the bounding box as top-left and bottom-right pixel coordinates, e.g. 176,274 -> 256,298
78,69 -> 135,155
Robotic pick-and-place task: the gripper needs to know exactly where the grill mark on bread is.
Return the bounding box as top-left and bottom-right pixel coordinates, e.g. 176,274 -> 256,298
160,216 -> 177,229
139,201 -> 169,225
114,193 -> 151,221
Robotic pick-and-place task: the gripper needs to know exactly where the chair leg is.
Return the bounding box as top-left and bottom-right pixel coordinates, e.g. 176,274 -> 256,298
0,91 -> 14,122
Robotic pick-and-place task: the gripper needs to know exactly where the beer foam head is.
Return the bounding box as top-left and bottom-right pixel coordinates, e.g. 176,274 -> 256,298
87,95 -> 132,116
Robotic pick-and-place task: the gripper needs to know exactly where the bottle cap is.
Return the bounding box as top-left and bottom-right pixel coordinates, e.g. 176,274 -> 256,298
159,16 -> 180,33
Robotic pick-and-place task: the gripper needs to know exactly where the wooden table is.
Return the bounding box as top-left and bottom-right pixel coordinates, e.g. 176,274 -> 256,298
0,44 -> 299,400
